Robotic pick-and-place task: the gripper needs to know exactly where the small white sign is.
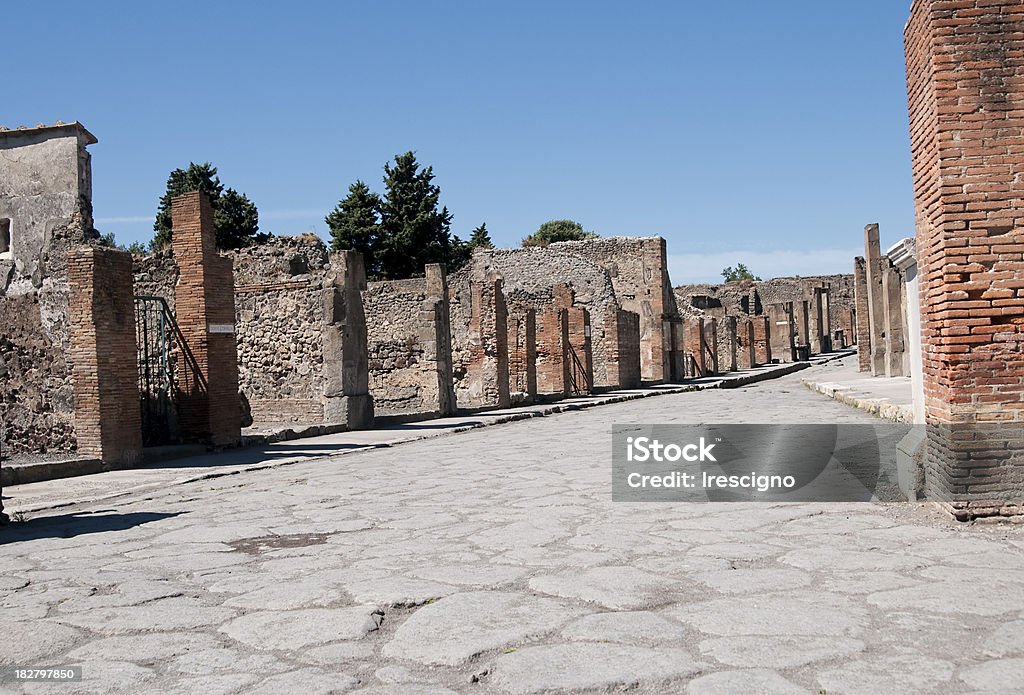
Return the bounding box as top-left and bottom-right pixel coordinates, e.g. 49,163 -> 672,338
208,323 -> 235,334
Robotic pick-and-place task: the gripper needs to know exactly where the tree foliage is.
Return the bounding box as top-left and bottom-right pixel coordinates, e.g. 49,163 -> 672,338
152,162 -> 265,251
469,223 -> 493,249
326,152 -> 472,280
522,219 -> 598,247
721,263 -> 762,282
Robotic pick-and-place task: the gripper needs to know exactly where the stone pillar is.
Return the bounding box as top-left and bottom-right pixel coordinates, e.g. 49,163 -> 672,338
854,257 -> 871,371
738,318 -> 756,370
719,316 -> 738,373
323,250 -> 374,429
171,192 -> 241,446
768,303 -> 795,363
67,246 -> 142,466
906,0 -> 1024,518
639,238 -> 670,382
536,307 -> 569,396
605,308 -> 641,389
821,287 -> 833,352
508,310 -> 537,401
809,292 -> 824,354
753,316 -> 772,366
881,264 -> 906,377
863,224 -> 888,376
668,319 -> 686,382
466,275 -> 510,409
425,263 -> 456,416
796,299 -> 811,352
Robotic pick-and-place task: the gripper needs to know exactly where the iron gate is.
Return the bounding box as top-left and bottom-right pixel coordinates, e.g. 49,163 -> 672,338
134,296 -> 205,447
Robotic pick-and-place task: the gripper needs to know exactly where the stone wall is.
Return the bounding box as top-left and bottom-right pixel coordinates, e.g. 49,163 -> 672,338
231,235 -> 328,424
363,265 -> 454,417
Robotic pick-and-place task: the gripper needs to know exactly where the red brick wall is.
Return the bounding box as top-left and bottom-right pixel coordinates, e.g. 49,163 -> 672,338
67,247 -> 142,466
171,192 -> 241,447
684,318 -> 706,377
739,319 -> 757,370
508,310 -> 537,399
906,0 -> 1024,518
753,316 -> 772,366
566,307 -> 593,392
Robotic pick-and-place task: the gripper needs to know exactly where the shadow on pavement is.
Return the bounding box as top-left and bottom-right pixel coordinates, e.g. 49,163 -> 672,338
0,511 -> 180,545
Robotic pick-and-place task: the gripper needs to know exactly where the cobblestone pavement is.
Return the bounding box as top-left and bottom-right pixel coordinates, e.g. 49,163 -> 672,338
3,363 -> 1024,694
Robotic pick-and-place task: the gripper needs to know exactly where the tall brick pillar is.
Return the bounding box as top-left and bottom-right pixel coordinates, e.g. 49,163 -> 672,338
753,316 -> 772,366
323,250 -> 374,428
605,308 -> 641,389
739,319 -> 757,370
67,247 -> 142,467
797,299 -> 812,351
821,287 -> 833,352
720,316 -> 738,373
425,264 -> 456,416
685,317 -> 706,377
466,275 -> 510,409
171,192 -> 240,447
536,307 -> 570,396
507,310 -> 538,401
705,319 -> 719,375
854,257 -> 871,370
906,0 -> 1024,518
566,307 -> 593,392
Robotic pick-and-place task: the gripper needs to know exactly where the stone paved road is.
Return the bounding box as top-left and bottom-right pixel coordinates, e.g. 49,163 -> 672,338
2,361 -> 1024,694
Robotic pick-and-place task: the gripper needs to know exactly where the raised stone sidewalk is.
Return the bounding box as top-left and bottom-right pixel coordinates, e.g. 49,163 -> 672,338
802,355 -> 915,423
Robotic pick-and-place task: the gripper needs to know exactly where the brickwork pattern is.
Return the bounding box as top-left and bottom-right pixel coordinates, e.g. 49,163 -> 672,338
67,247 -> 142,465
906,0 -> 1024,517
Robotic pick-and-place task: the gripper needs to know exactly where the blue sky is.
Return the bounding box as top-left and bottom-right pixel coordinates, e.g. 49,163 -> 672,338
7,2 -> 914,283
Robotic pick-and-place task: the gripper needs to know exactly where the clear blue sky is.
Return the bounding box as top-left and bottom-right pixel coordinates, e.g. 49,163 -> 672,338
7,1 -> 915,283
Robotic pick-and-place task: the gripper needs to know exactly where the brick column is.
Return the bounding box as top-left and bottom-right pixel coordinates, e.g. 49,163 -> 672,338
684,317 -> 706,377
67,246 -> 142,466
536,307 -> 569,395
719,316 -> 738,373
466,276 -> 510,409
753,316 -> 772,366
426,264 -> 456,416
323,250 -> 374,428
705,319 -> 719,375
508,310 -> 537,401
854,257 -> 871,370
171,192 -> 241,447
739,319 -> 757,370
821,287 -> 833,352
605,309 -> 641,389
906,0 -> 1024,518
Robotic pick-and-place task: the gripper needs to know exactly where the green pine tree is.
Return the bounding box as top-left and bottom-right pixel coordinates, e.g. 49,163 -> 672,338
469,222 -> 494,249
325,180 -> 382,275
152,162 -> 263,251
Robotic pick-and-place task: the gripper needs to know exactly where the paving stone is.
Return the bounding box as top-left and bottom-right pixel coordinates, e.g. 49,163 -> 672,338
340,576 -> 457,607
246,667 -> 360,695
959,658 -> 1024,692
219,607 -> 382,650
408,564 -> 527,588
817,655 -> 954,695
67,632 -> 222,663
56,597 -> 236,634
293,642 -> 377,665
529,566 -> 680,609
673,592 -> 868,636
488,643 -> 703,694
982,621 -> 1024,657
382,591 -> 580,666
687,669 -> 806,695
868,580 -> 1024,616
699,634 -> 865,669
780,546 -> 929,572
55,580 -> 186,613
559,611 -> 687,645
0,620 -> 83,664
0,576 -> 30,592
693,568 -> 811,594
351,687 -> 460,695
223,579 -> 346,609
167,647 -> 289,675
